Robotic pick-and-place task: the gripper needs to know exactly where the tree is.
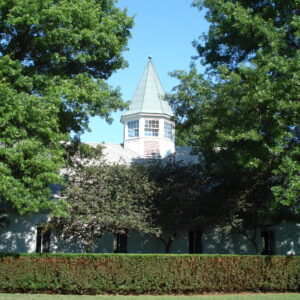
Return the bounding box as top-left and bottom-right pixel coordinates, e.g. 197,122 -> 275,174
169,0 -> 300,212
209,171 -> 280,253
193,0 -> 299,71
51,151 -> 158,252
148,158 -> 216,253
0,0 -> 133,214
0,57 -> 65,214
0,0 -> 133,133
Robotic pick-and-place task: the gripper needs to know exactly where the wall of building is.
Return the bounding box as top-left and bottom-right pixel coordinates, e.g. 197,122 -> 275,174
1,213 -> 300,255
0,213 -> 47,253
202,229 -> 258,254
52,233 -> 115,253
275,221 -> 300,255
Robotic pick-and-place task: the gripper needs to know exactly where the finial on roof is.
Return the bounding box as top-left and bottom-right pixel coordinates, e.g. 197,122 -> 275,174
148,55 -> 152,60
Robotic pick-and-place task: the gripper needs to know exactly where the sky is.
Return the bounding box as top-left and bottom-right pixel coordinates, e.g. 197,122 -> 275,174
80,0 -> 210,144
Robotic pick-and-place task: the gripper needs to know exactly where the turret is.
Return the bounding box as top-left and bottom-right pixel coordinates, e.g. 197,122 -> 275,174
121,57 -> 175,158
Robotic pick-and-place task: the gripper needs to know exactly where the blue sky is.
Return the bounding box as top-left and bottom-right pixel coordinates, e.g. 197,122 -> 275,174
80,0 -> 209,144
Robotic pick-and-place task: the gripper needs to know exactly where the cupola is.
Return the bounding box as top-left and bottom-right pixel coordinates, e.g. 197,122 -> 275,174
121,57 -> 175,158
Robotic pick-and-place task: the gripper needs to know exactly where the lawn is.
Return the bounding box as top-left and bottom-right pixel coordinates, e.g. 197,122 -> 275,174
0,294 -> 299,300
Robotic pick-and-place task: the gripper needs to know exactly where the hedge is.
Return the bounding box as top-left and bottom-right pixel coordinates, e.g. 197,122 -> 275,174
0,254 -> 299,294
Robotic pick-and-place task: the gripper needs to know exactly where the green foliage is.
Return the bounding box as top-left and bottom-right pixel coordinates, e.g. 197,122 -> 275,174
0,294 -> 299,300
168,65 -> 214,146
193,0 -> 299,70
0,56 -> 66,214
147,159 -> 216,253
0,0 -> 133,133
169,0 -> 300,218
0,0 -> 133,215
0,254 -> 299,294
51,152 -> 159,252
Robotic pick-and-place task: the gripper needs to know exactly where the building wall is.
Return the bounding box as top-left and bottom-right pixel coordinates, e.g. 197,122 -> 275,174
51,233 -> 115,253
0,213 -> 47,253
275,222 -> 300,255
202,229 -> 258,254
1,213 -> 300,255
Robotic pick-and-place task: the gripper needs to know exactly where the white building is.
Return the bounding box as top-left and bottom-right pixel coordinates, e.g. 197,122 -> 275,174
0,58 -> 299,255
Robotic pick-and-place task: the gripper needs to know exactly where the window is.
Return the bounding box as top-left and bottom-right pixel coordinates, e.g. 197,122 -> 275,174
113,232 -> 127,253
164,121 -> 174,140
261,229 -> 274,255
144,119 -> 159,136
36,226 -> 51,253
189,230 -> 202,254
128,120 -> 139,137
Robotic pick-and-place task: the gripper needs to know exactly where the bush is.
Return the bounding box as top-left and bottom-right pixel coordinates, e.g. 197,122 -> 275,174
0,253 -> 299,294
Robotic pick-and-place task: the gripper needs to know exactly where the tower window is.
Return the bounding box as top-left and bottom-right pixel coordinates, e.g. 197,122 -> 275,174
145,120 -> 159,136
164,121 -> 174,140
128,120 -> 139,137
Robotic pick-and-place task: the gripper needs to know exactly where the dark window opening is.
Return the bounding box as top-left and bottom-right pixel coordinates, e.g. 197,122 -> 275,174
113,232 -> 127,253
36,226 -> 51,253
261,229 -> 274,255
189,230 -> 202,254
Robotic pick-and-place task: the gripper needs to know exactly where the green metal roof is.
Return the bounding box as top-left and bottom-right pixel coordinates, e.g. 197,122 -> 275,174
122,57 -> 174,119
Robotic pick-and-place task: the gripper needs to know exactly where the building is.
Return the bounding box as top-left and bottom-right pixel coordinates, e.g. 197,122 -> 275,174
0,58 -> 299,255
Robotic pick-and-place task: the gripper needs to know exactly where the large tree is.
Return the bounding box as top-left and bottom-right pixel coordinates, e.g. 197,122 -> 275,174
51,150 -> 158,252
148,158 -> 218,253
193,0 -> 299,71
0,57 -> 65,214
0,0 -> 133,133
169,0 -> 300,212
0,0 -> 133,213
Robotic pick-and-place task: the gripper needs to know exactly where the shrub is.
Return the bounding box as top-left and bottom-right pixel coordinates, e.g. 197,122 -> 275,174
0,253 -> 299,294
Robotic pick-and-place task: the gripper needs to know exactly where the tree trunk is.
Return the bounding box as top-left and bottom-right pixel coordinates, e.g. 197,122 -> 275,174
84,230 -> 95,253
237,227 -> 260,254
164,240 -> 173,253
248,227 -> 260,254
159,233 -> 178,253
249,238 -> 260,254
84,239 -> 94,253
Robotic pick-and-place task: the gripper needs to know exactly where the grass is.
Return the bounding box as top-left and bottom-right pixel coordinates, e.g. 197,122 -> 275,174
0,294 -> 299,300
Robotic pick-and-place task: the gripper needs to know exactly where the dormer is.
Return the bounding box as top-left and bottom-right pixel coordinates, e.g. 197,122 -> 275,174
121,57 -> 175,158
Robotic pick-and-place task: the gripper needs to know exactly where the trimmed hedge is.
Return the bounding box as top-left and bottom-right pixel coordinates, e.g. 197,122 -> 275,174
0,254 -> 299,294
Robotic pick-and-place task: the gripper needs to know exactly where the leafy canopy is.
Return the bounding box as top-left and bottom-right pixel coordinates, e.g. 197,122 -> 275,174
0,56 -> 65,214
0,0 -> 134,133
147,158 -> 219,253
169,0 -> 300,212
51,147 -> 158,252
0,0 -> 134,214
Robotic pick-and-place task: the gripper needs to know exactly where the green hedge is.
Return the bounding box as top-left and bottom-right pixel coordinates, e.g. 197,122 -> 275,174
0,254 -> 299,294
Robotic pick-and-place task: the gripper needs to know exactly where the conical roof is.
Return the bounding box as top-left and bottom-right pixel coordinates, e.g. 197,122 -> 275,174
121,57 -> 174,119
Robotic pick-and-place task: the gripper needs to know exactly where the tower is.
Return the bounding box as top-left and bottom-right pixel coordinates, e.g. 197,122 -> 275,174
121,57 -> 175,158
